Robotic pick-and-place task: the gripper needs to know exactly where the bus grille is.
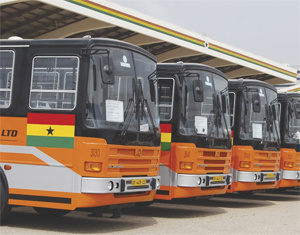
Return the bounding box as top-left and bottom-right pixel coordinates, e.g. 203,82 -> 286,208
196,150 -> 231,173
253,151 -> 280,171
106,147 -> 160,176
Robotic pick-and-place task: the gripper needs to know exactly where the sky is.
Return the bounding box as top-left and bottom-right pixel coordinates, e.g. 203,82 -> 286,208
109,0 -> 300,71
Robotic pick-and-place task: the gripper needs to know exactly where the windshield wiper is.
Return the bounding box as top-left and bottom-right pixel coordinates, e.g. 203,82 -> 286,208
137,79 -> 157,136
205,95 -> 216,146
219,89 -> 231,144
262,102 -> 280,147
269,99 -> 281,146
119,77 -> 158,141
119,97 -> 135,138
206,82 -> 231,144
119,78 -> 137,138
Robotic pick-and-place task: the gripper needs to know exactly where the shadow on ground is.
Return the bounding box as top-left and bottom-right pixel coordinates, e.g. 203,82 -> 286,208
4,207 -> 157,234
122,201 -> 226,218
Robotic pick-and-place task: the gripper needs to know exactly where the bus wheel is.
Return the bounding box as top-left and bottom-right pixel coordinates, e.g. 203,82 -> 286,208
0,178 -> 11,225
33,207 -> 70,217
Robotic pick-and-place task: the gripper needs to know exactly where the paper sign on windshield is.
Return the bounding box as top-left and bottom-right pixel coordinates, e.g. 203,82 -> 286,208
106,99 -> 124,123
195,116 -> 207,134
140,123 -> 149,132
252,123 -> 262,139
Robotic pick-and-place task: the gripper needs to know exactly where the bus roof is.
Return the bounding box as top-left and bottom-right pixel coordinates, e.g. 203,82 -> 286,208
0,37 -> 156,61
157,62 -> 228,80
228,78 -> 277,92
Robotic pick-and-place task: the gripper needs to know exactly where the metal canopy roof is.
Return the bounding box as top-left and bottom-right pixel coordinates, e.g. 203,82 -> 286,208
0,0 -> 297,85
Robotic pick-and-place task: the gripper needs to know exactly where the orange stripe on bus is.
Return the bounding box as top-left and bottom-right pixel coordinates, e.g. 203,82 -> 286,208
0,152 -> 48,166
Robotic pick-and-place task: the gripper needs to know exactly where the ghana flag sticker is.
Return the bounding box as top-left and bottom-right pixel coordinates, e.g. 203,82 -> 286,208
27,113 -> 75,149
160,124 -> 172,151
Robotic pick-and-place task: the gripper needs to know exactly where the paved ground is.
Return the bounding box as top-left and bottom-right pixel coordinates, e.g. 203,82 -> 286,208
1,188 -> 299,235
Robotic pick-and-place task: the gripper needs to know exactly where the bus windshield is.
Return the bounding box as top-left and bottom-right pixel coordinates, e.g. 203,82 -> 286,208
178,70 -> 231,140
85,46 -> 159,137
284,97 -> 300,144
240,86 -> 280,143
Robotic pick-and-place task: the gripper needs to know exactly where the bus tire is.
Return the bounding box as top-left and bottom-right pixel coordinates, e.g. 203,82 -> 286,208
33,207 -> 70,217
0,175 -> 11,225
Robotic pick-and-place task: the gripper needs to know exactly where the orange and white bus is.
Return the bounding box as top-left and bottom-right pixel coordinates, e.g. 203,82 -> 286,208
228,79 -> 281,194
0,37 -> 161,223
155,63 -> 232,200
276,92 -> 300,189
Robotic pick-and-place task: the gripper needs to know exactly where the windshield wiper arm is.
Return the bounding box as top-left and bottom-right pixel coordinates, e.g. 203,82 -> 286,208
119,98 -> 135,137
137,79 -> 157,136
206,94 -> 217,146
142,98 -> 157,136
119,78 -> 158,140
119,77 -> 138,138
219,97 -> 231,143
269,100 -> 281,146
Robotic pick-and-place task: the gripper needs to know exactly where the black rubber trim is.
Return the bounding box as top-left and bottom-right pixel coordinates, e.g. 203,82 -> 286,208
9,194 -> 71,204
156,190 -> 169,195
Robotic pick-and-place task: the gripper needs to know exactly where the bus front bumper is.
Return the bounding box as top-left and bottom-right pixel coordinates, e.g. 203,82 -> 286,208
281,169 -> 300,180
81,176 -> 160,194
233,170 -> 280,183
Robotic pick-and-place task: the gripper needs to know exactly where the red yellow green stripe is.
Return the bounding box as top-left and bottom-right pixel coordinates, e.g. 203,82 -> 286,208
27,124 -> 74,137
161,124 -> 172,151
209,43 -> 296,77
27,113 -> 75,125
26,136 -> 74,149
65,0 -> 296,79
27,113 -> 75,149
288,87 -> 300,92
69,0 -> 205,47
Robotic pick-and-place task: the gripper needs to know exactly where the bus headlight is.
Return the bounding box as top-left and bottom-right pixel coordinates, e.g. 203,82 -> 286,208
226,175 -> 232,185
284,161 -> 294,168
156,179 -> 160,189
254,174 -> 258,180
240,161 -> 251,169
84,162 -> 102,172
107,181 -> 114,191
180,162 -> 193,170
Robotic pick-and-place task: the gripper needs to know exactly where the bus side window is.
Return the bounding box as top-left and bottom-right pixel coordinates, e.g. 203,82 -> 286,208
29,56 -> 79,110
0,50 -> 15,108
229,92 -> 236,127
158,78 -> 174,121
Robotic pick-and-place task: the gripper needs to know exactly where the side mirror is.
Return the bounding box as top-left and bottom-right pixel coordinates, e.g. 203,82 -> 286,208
294,103 -> 300,119
252,93 -> 261,113
193,80 -> 204,102
100,56 -> 114,84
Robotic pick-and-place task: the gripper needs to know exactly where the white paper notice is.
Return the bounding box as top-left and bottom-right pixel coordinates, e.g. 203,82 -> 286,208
252,123 -> 262,139
195,116 -> 207,134
140,123 -> 149,132
105,99 -> 124,123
